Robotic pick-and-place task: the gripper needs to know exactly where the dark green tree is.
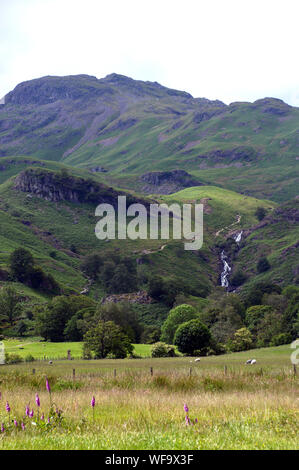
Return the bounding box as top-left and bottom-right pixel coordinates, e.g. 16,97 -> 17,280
255,207 -> 267,221
0,286 -> 22,326
257,257 -> 271,273
83,321 -> 133,359
9,248 -> 34,282
161,304 -> 198,344
174,319 -> 211,355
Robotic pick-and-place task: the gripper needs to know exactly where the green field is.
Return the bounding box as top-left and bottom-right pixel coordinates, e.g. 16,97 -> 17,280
0,343 -> 298,450
3,339 -> 152,359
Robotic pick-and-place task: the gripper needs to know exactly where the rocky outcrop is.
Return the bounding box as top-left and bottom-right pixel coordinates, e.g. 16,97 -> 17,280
13,168 -> 146,207
101,290 -> 153,305
140,169 -> 202,194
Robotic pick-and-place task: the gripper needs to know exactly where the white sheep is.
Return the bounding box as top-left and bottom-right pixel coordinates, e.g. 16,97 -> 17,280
48,360 -> 53,365
194,358 -> 201,363
245,359 -> 256,365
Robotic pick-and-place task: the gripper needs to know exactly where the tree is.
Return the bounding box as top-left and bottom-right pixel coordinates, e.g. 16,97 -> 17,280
174,319 -> 211,355
244,281 -> 281,307
0,286 -> 22,326
80,253 -> 103,280
83,321 -> 133,359
230,270 -> 247,288
256,312 -> 283,347
161,304 -> 198,344
257,257 -> 271,273
95,302 -> 143,343
228,328 -> 253,352
255,207 -> 267,221
9,248 -> 34,282
210,306 -> 243,344
35,295 -> 96,342
245,304 -> 273,337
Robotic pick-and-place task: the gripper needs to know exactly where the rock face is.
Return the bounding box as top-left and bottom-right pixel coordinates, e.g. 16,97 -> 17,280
101,290 -> 153,305
140,169 -> 202,194
13,168 -> 144,207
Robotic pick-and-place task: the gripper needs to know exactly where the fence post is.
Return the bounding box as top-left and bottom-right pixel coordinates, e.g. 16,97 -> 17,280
32,368 -> 35,375
150,367 -> 153,376
189,367 -> 192,376
114,369 -> 117,378
294,364 -> 297,377
224,365 -> 227,375
73,369 -> 76,381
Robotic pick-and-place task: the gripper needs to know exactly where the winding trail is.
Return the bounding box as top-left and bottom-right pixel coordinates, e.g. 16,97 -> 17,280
215,214 -> 241,237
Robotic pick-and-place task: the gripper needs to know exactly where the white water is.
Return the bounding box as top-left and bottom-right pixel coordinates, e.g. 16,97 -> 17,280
220,250 -> 231,288
220,231 -> 242,288
234,230 -> 243,244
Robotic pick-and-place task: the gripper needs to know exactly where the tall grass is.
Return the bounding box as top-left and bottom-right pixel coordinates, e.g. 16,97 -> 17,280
0,359 -> 298,450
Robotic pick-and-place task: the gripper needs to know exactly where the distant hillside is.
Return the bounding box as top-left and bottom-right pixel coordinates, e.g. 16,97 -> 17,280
0,74 -> 298,201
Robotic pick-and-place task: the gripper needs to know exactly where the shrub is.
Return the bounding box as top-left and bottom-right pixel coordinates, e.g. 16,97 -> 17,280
257,257 -> 271,273
25,353 -> 35,362
5,353 -> 23,364
230,270 -> 247,288
255,207 -> 267,221
151,342 -> 176,358
270,332 -> 292,346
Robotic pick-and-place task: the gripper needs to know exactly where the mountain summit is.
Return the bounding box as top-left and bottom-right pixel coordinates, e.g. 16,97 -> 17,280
0,73 -> 298,202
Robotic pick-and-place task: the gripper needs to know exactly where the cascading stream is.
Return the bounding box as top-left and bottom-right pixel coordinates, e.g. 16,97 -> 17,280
220,250 -> 231,288
220,231 -> 243,288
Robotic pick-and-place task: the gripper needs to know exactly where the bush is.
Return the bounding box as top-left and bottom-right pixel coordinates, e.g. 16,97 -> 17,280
255,207 -> 267,221
230,270 -> 247,288
25,353 -> 35,362
257,257 -> 271,273
151,342 -> 176,358
5,353 -> 23,364
270,332 -> 292,346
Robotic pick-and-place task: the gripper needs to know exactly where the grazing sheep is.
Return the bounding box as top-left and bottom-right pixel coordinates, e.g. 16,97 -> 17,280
48,360 -> 53,365
250,359 -> 257,365
245,359 -> 252,364
194,358 -> 201,362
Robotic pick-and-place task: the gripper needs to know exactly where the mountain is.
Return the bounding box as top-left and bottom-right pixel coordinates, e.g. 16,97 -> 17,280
0,74 -> 298,329
1,74 -> 298,202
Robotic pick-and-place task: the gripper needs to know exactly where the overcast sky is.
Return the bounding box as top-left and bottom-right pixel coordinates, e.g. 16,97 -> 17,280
1,0 -> 298,105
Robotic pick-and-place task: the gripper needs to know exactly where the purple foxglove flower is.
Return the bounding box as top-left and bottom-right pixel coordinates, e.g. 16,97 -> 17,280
47,417 -> 50,424
29,409 -> 34,418
184,404 -> 189,413
195,418 -> 198,424
91,396 -> 95,408
14,420 -> 18,427
25,405 -> 30,417
41,413 -> 44,421
21,422 -> 25,430
46,377 -> 51,393
5,402 -> 10,413
185,415 -> 190,425
35,393 -> 40,407
1,423 -> 4,433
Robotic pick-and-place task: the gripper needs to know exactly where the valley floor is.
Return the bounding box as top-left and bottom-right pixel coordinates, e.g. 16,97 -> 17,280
0,345 -> 298,450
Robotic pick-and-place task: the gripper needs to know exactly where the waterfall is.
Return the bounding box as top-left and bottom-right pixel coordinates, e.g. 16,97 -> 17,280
234,230 -> 243,244
220,231 -> 242,288
220,250 -> 231,288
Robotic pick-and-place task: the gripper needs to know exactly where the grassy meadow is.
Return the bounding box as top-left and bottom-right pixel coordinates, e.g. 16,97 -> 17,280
0,342 -> 298,450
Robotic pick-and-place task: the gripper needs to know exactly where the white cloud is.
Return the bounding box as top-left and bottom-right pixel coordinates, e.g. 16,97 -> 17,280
0,0 -> 298,105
